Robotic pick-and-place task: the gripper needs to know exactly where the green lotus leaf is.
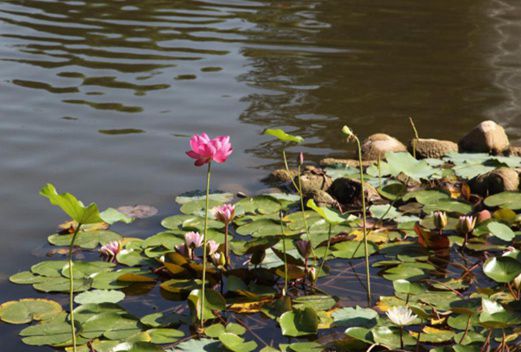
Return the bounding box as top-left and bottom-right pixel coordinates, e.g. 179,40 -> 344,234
140,312 -> 188,328
371,326 -> 415,349
40,183 -> 103,224
180,199 -> 222,216
175,192 -> 234,205
263,129 -> 303,143
236,196 -> 282,215
279,307 -> 319,337
293,295 -> 336,311
486,221 -> 516,241
147,328 -> 184,344
187,289 -> 226,321
173,338 -> 221,352
80,312 -> 141,340
484,192 -> 521,210
306,199 -> 345,225
74,289 -> 125,305
385,152 -> 439,181
100,207 -> 134,224
205,323 -> 246,338
48,230 -> 122,249
20,315 -> 73,346
377,182 -> 407,201
332,306 -> 378,328
332,241 -> 377,259
219,332 -> 257,352
393,279 -> 426,295
483,256 -> 521,283
0,299 -> 63,324
287,342 -> 323,352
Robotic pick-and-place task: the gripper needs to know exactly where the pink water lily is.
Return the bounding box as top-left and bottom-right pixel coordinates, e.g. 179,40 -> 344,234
186,133 -> 233,166
99,241 -> 121,263
185,231 -> 203,248
207,240 -> 220,256
213,204 -> 235,224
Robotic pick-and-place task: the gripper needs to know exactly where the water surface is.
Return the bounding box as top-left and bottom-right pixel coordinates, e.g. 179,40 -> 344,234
1,0 -> 521,350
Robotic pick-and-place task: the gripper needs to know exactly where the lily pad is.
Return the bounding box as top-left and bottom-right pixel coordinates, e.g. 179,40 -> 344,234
0,299 -> 63,324
279,307 -> 319,337
484,192 -> 521,210
483,256 -> 521,283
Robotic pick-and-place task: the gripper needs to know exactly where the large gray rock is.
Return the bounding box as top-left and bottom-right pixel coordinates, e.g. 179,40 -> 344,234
295,171 -> 332,196
506,146 -> 521,157
320,158 -> 375,168
361,134 -> 407,160
263,169 -> 298,185
328,177 -> 381,206
409,138 -> 458,159
459,120 -> 510,154
310,189 -> 338,207
470,167 -> 519,196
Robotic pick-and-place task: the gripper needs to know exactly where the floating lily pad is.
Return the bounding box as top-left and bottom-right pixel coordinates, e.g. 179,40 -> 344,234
483,256 -> 521,283
219,332 -> 257,352
484,192 -> 521,210
332,306 -> 378,328
279,307 -> 319,337
74,290 -> 125,304
0,299 -> 63,324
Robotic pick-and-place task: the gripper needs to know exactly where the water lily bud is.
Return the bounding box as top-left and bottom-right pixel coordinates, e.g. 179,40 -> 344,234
341,125 -> 354,138
307,266 -> 317,284
433,211 -> 448,230
513,274 -> 521,290
298,152 -> 304,165
457,216 -> 476,235
477,210 -> 492,224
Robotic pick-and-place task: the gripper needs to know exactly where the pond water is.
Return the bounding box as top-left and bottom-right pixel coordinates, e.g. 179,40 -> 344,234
1,0 -> 521,350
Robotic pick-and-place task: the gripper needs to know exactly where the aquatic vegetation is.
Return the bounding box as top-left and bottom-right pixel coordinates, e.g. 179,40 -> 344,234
186,132 -> 233,330
3,129 -> 521,351
342,125 -> 372,304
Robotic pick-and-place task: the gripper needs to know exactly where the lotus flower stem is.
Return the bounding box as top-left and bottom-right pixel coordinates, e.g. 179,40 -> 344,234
282,149 -> 317,262
399,326 -> 404,349
200,162 -> 212,329
409,117 -> 419,159
279,213 -> 288,296
67,222 -> 82,352
354,136 -> 372,305
318,223 -> 332,278
377,154 -> 382,188
458,315 -> 472,344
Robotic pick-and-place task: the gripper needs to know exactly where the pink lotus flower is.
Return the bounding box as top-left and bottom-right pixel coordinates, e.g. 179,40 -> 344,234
186,133 -> 233,167
185,231 -> 203,248
99,241 -> 121,263
213,204 -> 235,224
207,240 -> 220,256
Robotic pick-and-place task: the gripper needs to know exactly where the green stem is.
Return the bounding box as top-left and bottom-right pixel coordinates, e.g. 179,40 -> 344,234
279,215 -> 288,296
282,149 -> 317,264
200,162 -> 212,329
409,117 -> 419,159
399,325 -> 404,349
355,136 -> 372,305
68,223 -> 82,352
377,154 -> 382,188
224,224 -> 230,268
318,223 -> 332,278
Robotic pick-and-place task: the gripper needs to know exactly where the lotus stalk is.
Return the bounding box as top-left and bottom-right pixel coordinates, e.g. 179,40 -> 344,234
279,211 -> 289,296
67,223 -> 82,352
186,132 -> 232,330
409,116 -> 419,159
342,125 -> 372,305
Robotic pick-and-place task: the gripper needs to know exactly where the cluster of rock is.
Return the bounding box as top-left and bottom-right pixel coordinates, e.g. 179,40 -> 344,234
265,120 -> 520,206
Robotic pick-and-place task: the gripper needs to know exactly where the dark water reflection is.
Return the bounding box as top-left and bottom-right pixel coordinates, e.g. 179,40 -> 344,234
1,0 -> 521,350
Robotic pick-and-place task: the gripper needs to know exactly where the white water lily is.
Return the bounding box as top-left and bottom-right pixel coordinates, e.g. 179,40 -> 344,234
386,306 -> 418,326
